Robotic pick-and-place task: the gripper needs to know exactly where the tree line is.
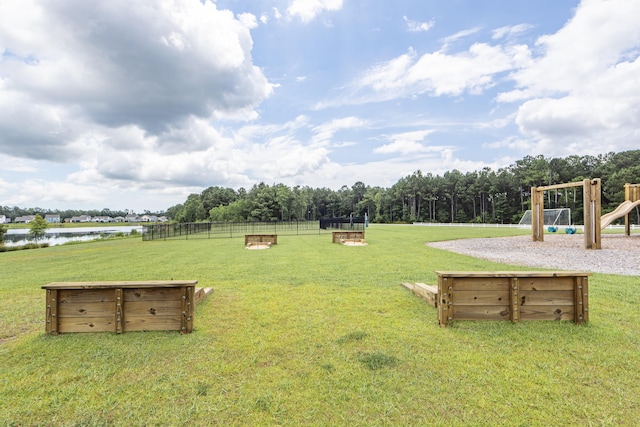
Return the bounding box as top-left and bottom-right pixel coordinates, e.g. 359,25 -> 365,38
166,150 -> 640,225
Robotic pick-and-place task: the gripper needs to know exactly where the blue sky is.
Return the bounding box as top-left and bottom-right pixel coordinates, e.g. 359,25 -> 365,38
1,0 -> 639,212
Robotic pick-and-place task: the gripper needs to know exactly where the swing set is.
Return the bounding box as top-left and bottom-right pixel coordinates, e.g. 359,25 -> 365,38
532,179 -> 640,249
531,179 -> 602,249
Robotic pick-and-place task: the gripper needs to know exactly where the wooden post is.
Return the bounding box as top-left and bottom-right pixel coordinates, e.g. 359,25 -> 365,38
510,278 -> 520,322
593,178 -> 601,249
437,276 -> 451,327
531,186 -> 544,242
45,289 -> 58,335
584,179 -> 601,249
115,287 -> 123,334
181,285 -> 194,334
625,184 -> 631,236
573,276 -> 588,324
583,179 -> 601,249
583,179 -> 593,249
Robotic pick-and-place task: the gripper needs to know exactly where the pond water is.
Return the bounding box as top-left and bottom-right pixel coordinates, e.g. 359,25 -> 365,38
3,225 -> 144,247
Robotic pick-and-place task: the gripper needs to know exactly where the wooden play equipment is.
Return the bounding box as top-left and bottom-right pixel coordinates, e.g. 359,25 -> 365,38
531,179 -> 602,249
436,271 -> 590,328
245,234 -> 278,246
42,280 -> 212,335
401,282 -> 437,307
332,230 -> 366,245
601,183 -> 640,235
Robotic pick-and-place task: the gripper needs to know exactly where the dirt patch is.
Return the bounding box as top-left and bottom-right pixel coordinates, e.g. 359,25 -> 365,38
245,243 -> 272,250
341,239 -> 367,246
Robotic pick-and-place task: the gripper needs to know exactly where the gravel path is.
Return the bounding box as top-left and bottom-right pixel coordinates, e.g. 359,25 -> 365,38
426,233 -> 640,276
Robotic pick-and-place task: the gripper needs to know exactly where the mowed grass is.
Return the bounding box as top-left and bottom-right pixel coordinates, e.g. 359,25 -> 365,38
1,225 -> 639,426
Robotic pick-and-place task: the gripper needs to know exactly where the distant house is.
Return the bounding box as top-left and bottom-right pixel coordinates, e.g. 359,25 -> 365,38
93,216 -> 113,223
0,215 -> 8,224
124,215 -> 142,222
141,215 -> 158,222
14,215 -> 35,223
70,215 -> 92,223
45,214 -> 61,223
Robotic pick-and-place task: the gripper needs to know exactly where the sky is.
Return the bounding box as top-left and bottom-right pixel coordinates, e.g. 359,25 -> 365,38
1,0 -> 639,213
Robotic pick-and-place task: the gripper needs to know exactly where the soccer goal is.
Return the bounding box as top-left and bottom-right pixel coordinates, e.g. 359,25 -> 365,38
519,208 -> 571,226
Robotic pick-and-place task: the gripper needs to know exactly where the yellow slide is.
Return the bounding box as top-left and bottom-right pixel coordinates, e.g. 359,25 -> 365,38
601,200 -> 640,229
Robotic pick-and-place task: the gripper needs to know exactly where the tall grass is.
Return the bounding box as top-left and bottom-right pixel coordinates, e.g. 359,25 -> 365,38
1,225 -> 639,425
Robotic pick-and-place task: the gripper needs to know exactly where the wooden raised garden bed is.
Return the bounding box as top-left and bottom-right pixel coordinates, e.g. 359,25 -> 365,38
42,280 -> 199,334
436,271 -> 590,327
331,230 -> 365,244
244,234 -> 278,245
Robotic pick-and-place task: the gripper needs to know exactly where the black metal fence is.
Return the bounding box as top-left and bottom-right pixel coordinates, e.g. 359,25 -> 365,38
319,216 -> 366,230
142,220 -> 327,241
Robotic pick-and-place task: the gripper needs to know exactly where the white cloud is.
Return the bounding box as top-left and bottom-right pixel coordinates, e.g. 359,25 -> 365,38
238,12 -> 259,29
0,155 -> 38,173
374,130 -> 436,155
440,27 -> 482,50
287,0 -> 343,23
311,116 -> 368,145
0,0 -> 274,156
499,0 -> 640,157
492,24 -> 533,40
2,180 -> 106,207
501,0 -> 640,100
404,16 -> 435,33
347,42 -> 531,103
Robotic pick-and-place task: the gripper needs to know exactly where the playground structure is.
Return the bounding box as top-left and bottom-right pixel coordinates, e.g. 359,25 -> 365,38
532,180 -> 640,249
601,183 -> 640,234
531,179 -> 601,249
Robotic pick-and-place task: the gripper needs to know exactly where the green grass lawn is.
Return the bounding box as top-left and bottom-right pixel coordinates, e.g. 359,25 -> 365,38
1,225 -> 639,426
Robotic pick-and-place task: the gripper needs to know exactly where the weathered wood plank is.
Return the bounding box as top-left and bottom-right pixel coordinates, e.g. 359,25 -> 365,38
57,301 -> 120,317
58,316 -> 117,333
435,271 -> 590,278
519,290 -> 574,306
195,287 -> 213,304
449,277 -> 509,291
124,316 -> 183,332
122,300 -> 182,317
519,306 -> 574,320
123,287 -> 182,302
518,277 -> 574,291
43,280 -> 198,289
451,305 -> 511,321
58,288 -> 115,303
451,290 -> 509,305
414,283 -> 438,307
400,282 -> 415,291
